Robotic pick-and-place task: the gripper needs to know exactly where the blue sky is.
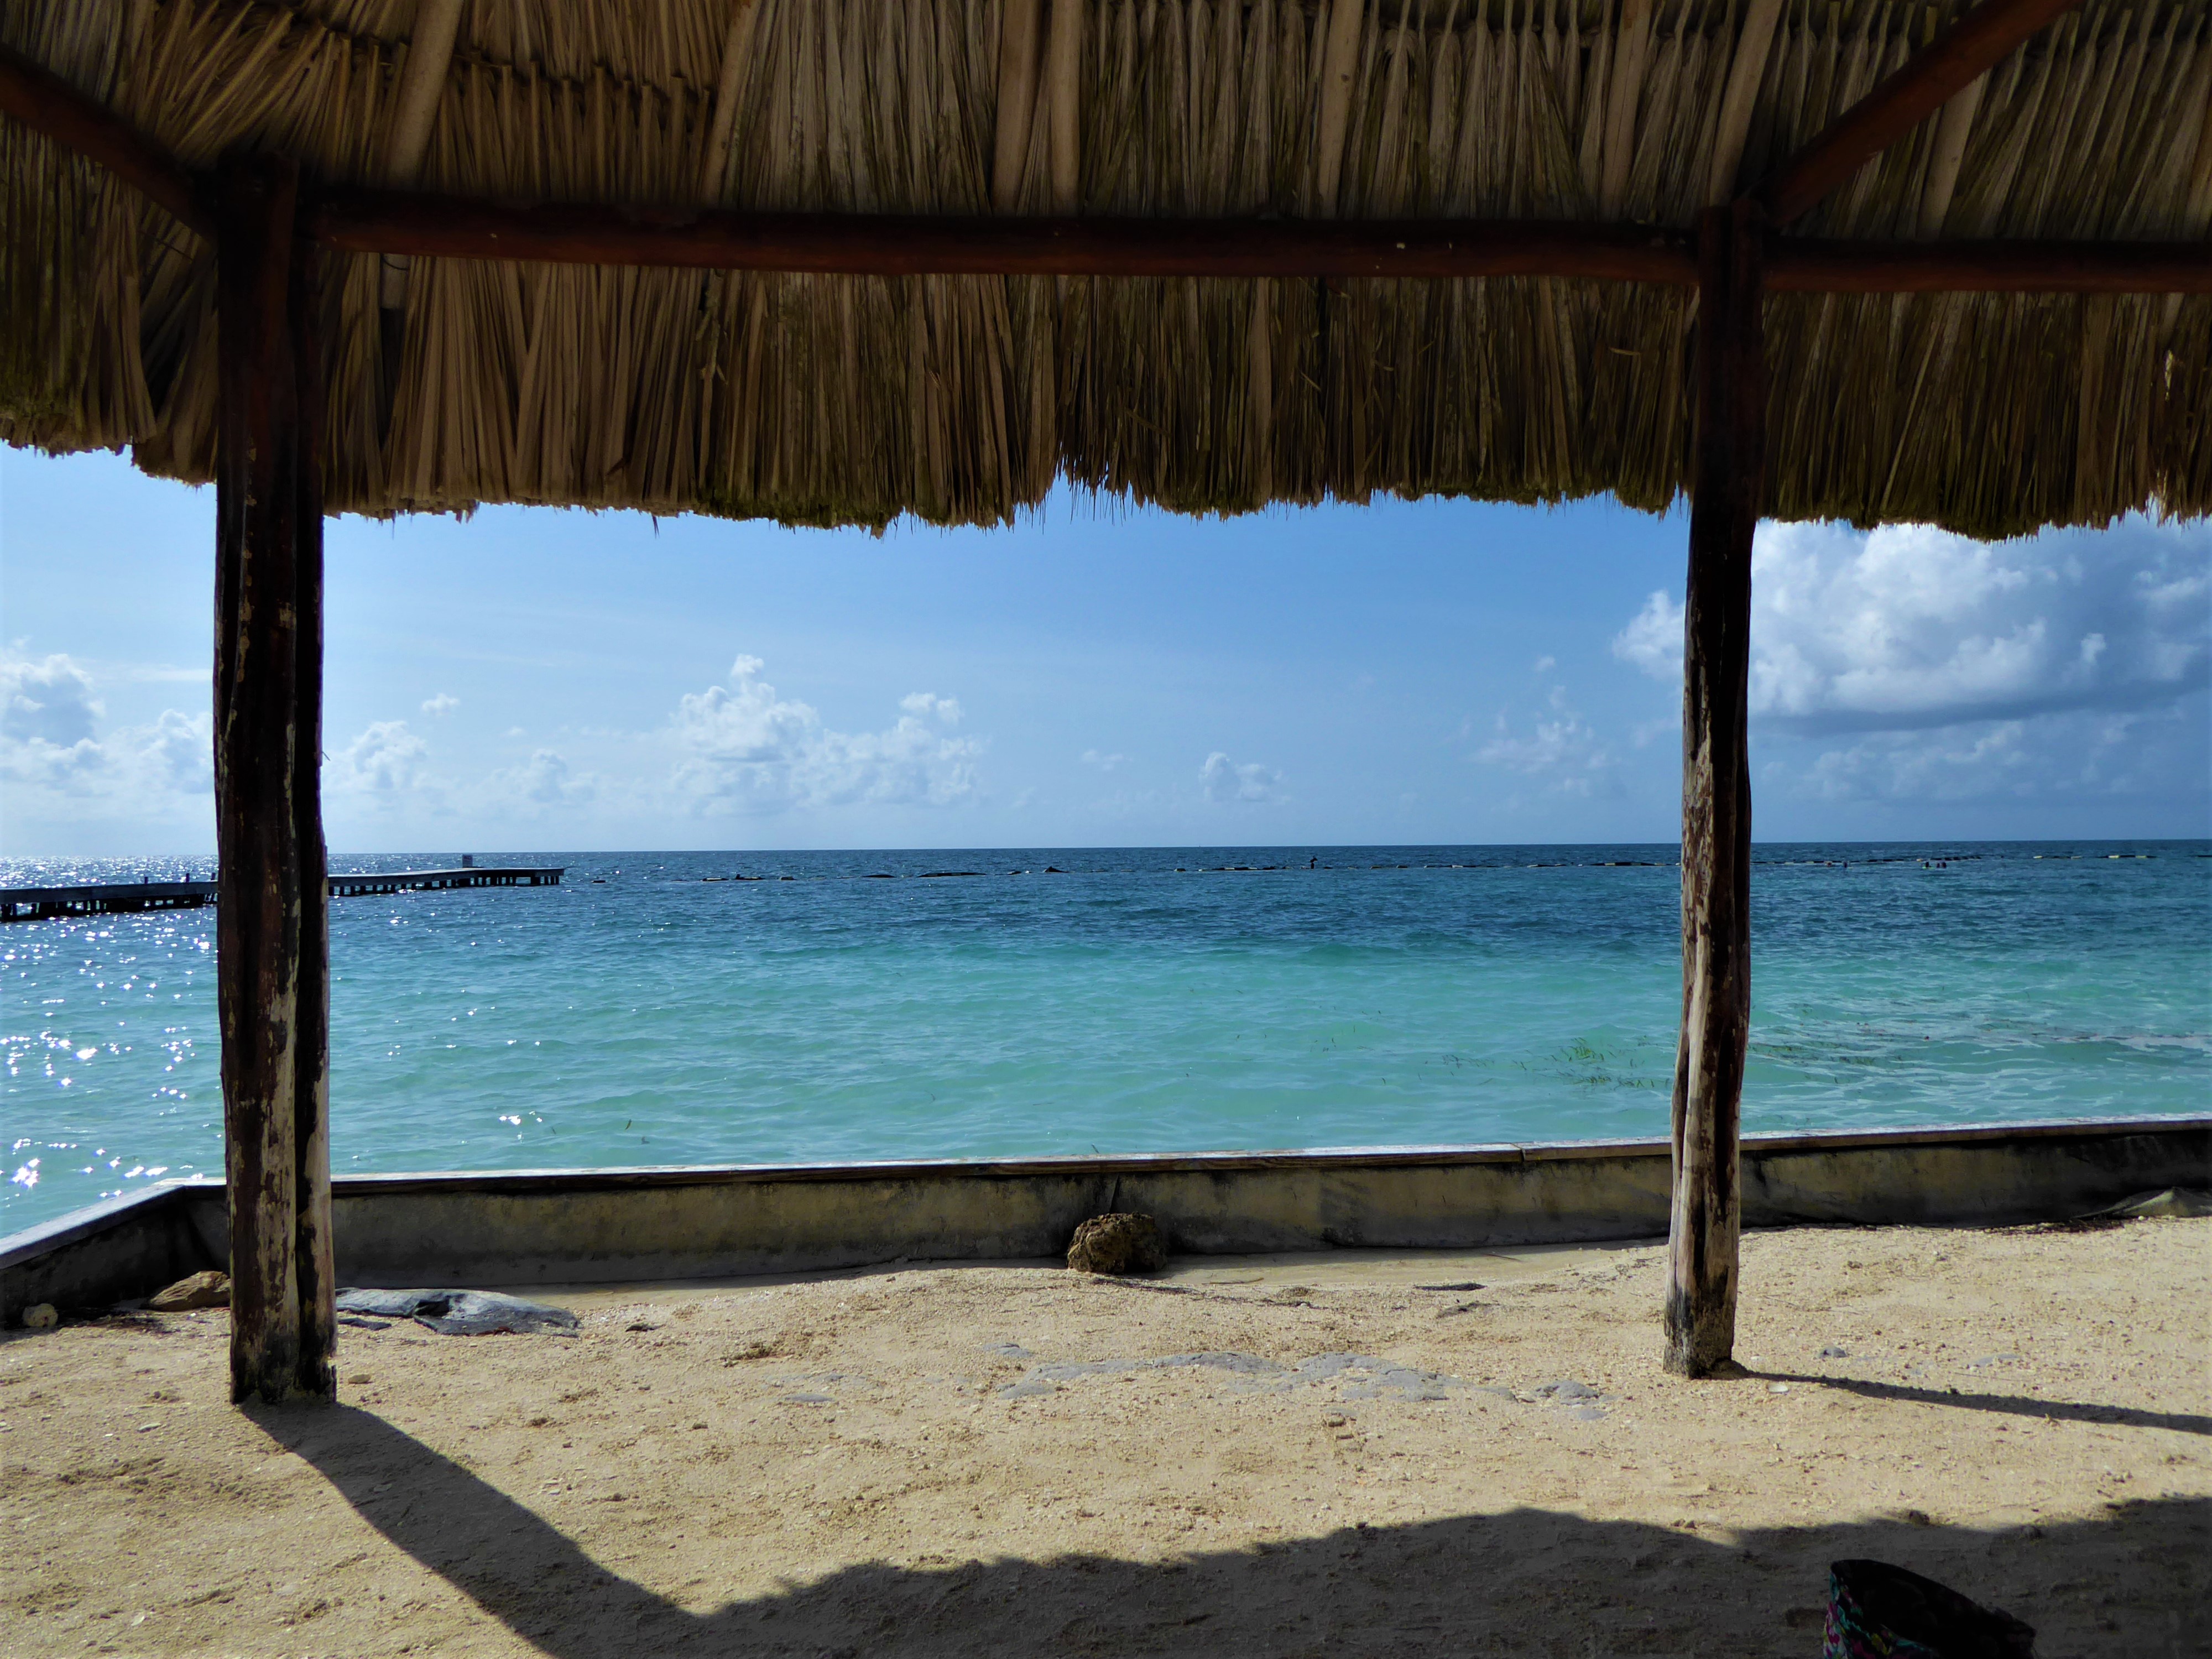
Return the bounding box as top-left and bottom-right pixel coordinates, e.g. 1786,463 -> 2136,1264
3,445 -> 2206,854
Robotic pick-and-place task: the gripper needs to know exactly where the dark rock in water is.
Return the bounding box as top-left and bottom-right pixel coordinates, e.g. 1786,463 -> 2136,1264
335,1288 -> 578,1336
149,1270 -> 230,1311
1066,1213 -> 1168,1275
1824,1559 -> 2034,1658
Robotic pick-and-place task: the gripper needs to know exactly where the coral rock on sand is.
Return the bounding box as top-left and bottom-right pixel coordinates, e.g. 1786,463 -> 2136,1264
1066,1213 -> 1168,1275
20,1302 -> 59,1329
148,1270 -> 230,1311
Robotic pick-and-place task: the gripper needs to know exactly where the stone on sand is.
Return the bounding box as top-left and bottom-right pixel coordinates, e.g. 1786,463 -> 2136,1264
148,1270 -> 231,1312
1066,1213 -> 1168,1275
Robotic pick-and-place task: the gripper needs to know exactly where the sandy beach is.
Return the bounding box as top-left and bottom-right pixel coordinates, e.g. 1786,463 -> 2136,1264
3,1216 -> 2205,1657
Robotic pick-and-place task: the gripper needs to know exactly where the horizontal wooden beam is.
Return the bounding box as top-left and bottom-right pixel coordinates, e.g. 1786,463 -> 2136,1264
0,43 -> 208,235
0,49 -> 2199,300
1756,0 -> 2085,225
305,187 -> 1703,284
305,186 -> 2212,295
1767,237 -> 2212,293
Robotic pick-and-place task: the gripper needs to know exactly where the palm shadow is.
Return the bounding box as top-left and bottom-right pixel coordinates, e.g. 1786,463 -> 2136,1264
257,1406 -> 2207,1658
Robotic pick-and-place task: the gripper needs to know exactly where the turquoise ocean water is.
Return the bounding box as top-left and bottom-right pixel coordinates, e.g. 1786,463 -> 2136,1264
4,842 -> 2207,1238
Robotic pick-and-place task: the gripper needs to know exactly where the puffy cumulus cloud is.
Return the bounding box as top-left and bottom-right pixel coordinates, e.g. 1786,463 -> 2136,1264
421,692 -> 460,717
1614,519 -> 2210,733
1612,592 -> 1684,682
330,720 -> 432,796
899,692 -> 964,724
1,654 -> 211,802
490,749 -> 596,812
1474,705 -> 1615,796
3,654 -> 100,748
1201,751 -> 1284,805
674,657 -> 983,813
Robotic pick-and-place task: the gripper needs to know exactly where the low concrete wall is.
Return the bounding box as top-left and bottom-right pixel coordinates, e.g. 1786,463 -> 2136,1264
4,1117 -> 2204,1318
0,1186 -> 222,1324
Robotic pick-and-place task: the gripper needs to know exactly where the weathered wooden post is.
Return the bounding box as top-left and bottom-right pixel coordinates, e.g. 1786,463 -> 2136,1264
214,151 -> 335,1405
1666,200 -> 1764,1378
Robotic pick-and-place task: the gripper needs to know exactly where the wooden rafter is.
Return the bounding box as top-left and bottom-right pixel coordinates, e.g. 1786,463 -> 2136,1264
0,44 -> 207,234
1766,237 -> 2212,293
1755,0 -> 2089,225
306,191 -> 1703,283
305,187 -> 2212,293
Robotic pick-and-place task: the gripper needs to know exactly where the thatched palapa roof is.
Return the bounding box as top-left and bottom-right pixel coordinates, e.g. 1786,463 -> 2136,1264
3,0 -> 2210,535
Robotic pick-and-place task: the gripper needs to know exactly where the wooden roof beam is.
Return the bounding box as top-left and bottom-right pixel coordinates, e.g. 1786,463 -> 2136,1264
1767,237 -> 2212,293
303,187 -> 2212,293
3,28 -> 2204,300
0,42 -> 208,235
1755,0 -> 2087,225
304,190 -> 1705,284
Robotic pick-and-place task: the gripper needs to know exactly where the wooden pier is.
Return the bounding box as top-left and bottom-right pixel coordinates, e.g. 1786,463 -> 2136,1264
1,867 -> 562,922
325,866 -> 565,897
0,880 -> 218,922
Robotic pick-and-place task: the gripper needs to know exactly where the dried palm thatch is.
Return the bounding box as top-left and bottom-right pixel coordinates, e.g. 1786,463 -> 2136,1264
2,0 -> 2209,535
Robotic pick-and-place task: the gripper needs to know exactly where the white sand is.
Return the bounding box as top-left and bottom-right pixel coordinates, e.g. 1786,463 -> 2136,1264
2,1218 -> 2206,1656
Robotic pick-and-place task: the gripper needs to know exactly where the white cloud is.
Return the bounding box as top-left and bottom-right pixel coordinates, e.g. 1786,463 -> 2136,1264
421,692 -> 460,717
1081,748 -> 1127,771
1613,518 -> 2210,733
674,657 -> 982,813
1614,518 -> 2211,806
4,653 -> 100,747
899,692 -> 963,725
330,720 -> 431,797
1201,751 -> 1284,805
1612,592 -> 1684,681
1,654 -> 210,804
1533,654 -> 1556,674
1474,696 -> 1615,796
490,749 -> 596,811
1790,705 -> 2203,803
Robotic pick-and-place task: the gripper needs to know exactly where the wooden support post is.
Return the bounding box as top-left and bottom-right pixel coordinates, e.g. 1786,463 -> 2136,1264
214,152 -> 334,1406
1666,201 -> 1764,1379
289,236 -> 336,1402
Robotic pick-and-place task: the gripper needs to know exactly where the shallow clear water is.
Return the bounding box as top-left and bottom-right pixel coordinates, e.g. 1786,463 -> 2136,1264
4,841 -> 2206,1237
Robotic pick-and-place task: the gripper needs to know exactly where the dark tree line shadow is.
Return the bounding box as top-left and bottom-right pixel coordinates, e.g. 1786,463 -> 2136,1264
255,1405 -> 2206,1659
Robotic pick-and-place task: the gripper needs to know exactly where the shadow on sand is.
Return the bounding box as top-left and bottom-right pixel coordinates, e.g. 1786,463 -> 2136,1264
255,1406 -> 2205,1658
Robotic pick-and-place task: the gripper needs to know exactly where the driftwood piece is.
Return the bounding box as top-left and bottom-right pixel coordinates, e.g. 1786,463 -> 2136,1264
1666,202 -> 1764,1379
215,152 -> 333,1406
